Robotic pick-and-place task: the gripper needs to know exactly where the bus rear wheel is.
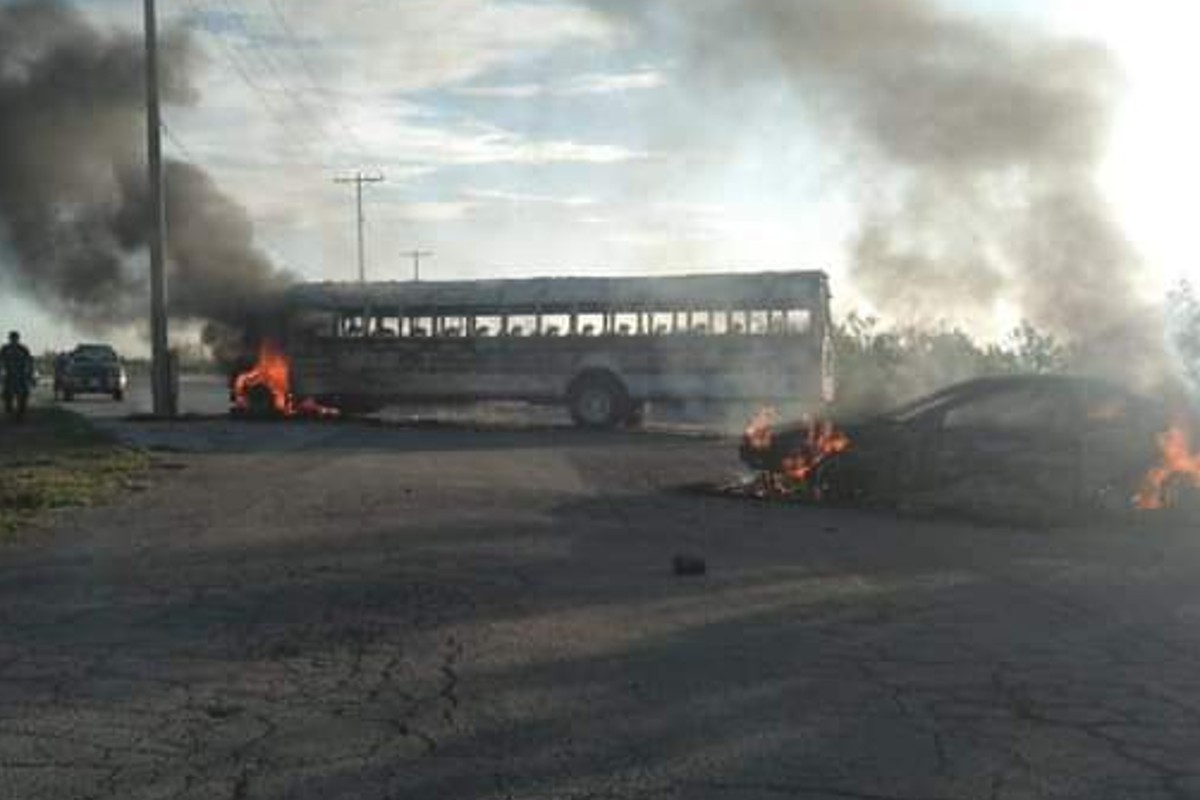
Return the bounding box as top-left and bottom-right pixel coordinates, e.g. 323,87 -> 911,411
568,374 -> 629,430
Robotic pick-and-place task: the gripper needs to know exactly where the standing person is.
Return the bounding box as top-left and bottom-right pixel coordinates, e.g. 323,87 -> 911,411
1,330 -> 34,422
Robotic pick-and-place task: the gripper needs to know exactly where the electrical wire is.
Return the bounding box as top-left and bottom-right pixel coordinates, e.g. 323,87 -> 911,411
176,0 -> 332,168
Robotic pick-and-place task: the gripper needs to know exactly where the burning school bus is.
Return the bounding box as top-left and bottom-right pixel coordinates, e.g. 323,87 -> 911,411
235,271 -> 834,428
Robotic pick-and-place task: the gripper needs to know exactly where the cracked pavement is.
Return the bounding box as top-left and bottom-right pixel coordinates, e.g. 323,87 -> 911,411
4,412 -> 1200,799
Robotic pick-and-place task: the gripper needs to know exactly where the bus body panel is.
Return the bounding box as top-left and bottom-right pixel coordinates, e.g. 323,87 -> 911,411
283,271 -> 834,417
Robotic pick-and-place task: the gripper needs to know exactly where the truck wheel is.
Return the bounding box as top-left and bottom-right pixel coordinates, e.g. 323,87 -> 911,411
62,390 -> 74,402
112,389 -> 124,402
568,373 -> 629,430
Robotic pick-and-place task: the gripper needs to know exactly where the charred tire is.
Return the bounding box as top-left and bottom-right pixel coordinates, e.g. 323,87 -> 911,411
568,372 -> 630,430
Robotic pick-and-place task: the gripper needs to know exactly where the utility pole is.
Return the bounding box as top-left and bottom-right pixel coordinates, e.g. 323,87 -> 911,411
334,172 -> 384,282
143,0 -> 173,417
402,250 -> 434,281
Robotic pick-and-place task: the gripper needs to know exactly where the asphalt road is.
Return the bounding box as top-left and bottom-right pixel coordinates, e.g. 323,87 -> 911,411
4,395 -> 1200,799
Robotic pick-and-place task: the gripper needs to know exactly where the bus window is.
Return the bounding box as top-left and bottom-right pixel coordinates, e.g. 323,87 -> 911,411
577,313 -> 605,336
651,312 -> 673,335
787,309 -> 812,334
729,311 -> 749,335
507,315 -> 536,337
541,314 -> 570,337
614,313 -> 639,336
371,316 -> 398,337
474,315 -> 502,337
749,311 -> 770,335
292,311 -> 336,339
410,317 -> 432,337
439,316 -> 467,337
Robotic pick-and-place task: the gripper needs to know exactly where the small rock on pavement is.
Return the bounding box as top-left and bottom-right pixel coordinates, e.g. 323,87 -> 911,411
673,554 -> 707,577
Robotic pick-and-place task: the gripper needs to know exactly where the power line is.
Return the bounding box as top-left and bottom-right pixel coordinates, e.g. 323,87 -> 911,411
208,0 -> 351,162
176,0 -> 330,167
261,0 -> 368,163
160,119 -> 196,162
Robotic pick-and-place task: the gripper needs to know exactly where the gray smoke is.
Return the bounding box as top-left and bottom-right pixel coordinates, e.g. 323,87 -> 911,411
584,0 -> 1147,346
0,0 -> 289,356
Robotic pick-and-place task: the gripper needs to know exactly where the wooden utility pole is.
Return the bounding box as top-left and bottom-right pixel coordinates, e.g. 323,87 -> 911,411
334,172 -> 384,282
143,0 -> 174,416
402,250 -> 434,282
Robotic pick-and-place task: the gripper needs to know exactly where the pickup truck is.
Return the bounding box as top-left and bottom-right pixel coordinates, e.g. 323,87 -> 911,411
60,344 -> 128,401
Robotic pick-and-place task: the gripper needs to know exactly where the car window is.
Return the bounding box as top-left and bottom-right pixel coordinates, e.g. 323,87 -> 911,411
942,386 -> 1074,433
73,346 -> 119,362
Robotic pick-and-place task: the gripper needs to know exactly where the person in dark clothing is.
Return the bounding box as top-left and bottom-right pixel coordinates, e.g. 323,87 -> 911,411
1,330 -> 34,421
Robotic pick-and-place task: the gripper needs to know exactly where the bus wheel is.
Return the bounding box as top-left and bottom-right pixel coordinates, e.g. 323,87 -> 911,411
568,373 -> 628,430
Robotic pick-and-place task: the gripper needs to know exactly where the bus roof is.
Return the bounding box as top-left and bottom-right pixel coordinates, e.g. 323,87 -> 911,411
287,271 -> 829,314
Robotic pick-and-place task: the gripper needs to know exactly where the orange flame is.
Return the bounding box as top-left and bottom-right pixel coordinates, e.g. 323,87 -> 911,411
233,341 -> 338,419
745,406 -> 779,452
1134,422 -> 1200,510
780,419 -> 852,483
744,406 -> 851,491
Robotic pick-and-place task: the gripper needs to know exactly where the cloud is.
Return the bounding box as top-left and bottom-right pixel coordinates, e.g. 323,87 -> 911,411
212,0 -> 619,94
464,189 -> 597,207
455,69 -> 667,98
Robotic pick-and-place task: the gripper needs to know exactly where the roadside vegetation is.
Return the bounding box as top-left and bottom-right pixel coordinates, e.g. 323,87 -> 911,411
831,313 -> 1072,416
0,406 -> 147,533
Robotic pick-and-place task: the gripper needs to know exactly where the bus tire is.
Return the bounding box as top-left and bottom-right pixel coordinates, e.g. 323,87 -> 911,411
568,372 -> 629,430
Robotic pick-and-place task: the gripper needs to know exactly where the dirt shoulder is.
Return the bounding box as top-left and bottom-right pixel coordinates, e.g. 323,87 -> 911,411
0,405 -> 148,532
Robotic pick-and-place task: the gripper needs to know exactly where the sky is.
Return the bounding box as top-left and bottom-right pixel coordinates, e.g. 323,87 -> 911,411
1,0 -> 1198,354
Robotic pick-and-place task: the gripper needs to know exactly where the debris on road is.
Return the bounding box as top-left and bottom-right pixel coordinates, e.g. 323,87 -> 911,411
672,553 -> 707,576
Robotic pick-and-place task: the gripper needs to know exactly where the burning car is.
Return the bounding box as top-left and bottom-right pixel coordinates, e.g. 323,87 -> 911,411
741,375 -> 1200,513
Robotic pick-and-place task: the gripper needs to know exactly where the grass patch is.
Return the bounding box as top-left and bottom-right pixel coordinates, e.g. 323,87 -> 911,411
0,406 -> 149,533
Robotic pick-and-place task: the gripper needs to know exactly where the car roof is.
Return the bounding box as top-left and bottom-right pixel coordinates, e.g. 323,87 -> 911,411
880,373 -> 1150,421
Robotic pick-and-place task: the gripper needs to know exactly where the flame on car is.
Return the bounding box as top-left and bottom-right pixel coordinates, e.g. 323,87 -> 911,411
743,407 -> 851,495
780,419 -> 852,484
744,406 -> 779,452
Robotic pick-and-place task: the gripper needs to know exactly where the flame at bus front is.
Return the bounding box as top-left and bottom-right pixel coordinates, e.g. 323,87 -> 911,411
234,341 -> 290,415
233,341 -> 339,419
1134,422 -> 1200,510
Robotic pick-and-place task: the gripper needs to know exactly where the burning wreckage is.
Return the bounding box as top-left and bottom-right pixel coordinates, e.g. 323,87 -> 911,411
739,375 -> 1200,516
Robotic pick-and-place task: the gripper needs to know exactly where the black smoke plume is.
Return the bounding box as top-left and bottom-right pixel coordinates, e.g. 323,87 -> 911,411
0,0 -> 289,361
